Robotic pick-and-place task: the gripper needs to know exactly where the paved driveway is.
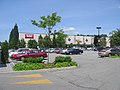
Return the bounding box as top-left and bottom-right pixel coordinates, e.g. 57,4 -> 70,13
0,51 -> 120,90
51,51 -> 120,90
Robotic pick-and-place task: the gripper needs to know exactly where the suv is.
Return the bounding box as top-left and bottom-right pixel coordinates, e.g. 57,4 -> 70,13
65,48 -> 83,55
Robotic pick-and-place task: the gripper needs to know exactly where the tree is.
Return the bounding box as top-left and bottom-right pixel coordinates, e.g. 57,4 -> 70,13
44,35 -> 52,48
99,37 -> 106,47
109,29 -> 120,46
9,24 -> 19,49
69,43 -> 74,48
17,39 -> 26,48
1,40 -> 9,63
31,12 -> 61,36
76,39 -> 81,47
38,35 -> 45,48
28,39 -> 38,48
101,34 -> 107,37
56,30 -> 67,48
52,30 -> 57,48
94,35 -> 99,46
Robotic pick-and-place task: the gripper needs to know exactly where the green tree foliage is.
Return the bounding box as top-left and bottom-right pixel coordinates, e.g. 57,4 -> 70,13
101,34 -> 107,37
99,37 -> 106,47
28,39 -> 38,48
110,29 -> 120,46
94,34 -> 107,47
94,35 -> 99,46
76,39 -> 81,47
9,24 -> 19,49
56,30 -> 67,48
31,12 -> 61,36
44,35 -> 52,48
1,40 -> 9,63
38,35 -> 45,48
69,43 -> 74,48
52,30 -> 57,48
17,39 -> 26,48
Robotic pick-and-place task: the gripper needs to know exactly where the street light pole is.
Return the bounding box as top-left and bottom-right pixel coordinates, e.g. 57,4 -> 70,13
96,26 -> 101,46
96,26 -> 101,36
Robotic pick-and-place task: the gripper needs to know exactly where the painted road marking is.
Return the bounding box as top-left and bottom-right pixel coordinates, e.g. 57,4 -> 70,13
15,79 -> 52,84
11,74 -> 42,77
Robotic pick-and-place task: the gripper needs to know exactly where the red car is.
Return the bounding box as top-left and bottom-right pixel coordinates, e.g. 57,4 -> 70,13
53,48 -> 63,54
11,50 -> 47,60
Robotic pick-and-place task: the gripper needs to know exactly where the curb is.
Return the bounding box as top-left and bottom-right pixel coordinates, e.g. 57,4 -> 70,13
0,66 -> 77,73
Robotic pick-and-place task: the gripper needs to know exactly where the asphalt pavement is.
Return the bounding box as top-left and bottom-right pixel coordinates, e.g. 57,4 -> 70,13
0,51 -> 120,90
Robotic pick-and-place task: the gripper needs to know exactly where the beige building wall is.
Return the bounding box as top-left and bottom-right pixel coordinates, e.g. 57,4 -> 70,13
65,35 -> 94,45
19,32 -> 110,47
106,37 -> 110,47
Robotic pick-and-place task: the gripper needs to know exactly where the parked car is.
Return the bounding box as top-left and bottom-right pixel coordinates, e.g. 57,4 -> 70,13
65,48 -> 83,55
98,48 -> 120,57
96,46 -> 105,51
9,48 -> 31,57
53,48 -> 63,54
60,48 -> 69,54
87,47 -> 92,51
10,50 -> 47,60
49,48 -> 55,53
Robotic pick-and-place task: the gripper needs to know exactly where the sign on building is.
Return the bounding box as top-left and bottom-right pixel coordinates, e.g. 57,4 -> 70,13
25,34 -> 34,38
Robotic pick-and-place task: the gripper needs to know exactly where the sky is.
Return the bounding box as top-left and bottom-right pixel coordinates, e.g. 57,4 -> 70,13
0,0 -> 120,42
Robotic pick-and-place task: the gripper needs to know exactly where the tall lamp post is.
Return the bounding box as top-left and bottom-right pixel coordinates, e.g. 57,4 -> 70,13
96,26 -> 101,46
96,26 -> 101,36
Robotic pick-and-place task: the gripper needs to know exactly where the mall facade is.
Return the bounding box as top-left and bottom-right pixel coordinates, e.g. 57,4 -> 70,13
19,32 -> 110,47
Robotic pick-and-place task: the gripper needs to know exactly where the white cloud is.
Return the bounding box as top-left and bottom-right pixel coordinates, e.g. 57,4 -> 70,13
63,27 -> 75,32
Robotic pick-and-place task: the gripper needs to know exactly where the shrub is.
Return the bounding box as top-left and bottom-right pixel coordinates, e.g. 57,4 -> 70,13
55,61 -> 78,68
69,62 -> 78,66
55,62 -> 69,68
1,41 -> 9,63
54,56 -> 72,64
22,57 -> 44,63
13,63 -> 45,71
54,56 -> 65,64
44,63 -> 55,68
64,56 -> 72,62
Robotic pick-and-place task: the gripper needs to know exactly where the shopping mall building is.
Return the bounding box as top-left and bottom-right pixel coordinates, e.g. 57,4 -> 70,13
19,32 -> 110,47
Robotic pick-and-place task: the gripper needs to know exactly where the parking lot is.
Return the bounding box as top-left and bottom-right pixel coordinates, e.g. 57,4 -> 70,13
1,51 -> 120,90
48,51 -> 120,90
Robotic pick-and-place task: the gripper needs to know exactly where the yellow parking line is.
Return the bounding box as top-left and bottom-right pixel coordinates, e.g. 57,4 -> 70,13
11,74 -> 42,77
15,79 -> 52,84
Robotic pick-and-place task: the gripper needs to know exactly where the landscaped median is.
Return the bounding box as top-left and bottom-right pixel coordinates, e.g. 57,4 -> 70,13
109,55 -> 120,58
12,56 -> 78,71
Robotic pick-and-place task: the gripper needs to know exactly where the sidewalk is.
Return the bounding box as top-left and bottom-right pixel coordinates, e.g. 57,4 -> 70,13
0,62 -> 14,73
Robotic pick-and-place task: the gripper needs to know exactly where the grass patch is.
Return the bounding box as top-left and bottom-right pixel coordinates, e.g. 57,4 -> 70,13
109,55 -> 120,58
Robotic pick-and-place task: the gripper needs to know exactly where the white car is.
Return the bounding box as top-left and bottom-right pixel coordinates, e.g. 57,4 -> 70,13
60,48 -> 68,54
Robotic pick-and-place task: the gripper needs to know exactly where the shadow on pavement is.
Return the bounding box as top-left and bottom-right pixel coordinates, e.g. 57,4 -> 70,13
0,63 -> 6,67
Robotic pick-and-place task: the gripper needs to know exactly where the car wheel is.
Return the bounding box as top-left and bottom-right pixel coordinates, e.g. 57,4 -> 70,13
40,56 -> 44,59
20,57 -> 25,61
79,52 -> 81,55
69,52 -> 72,55
108,54 -> 112,57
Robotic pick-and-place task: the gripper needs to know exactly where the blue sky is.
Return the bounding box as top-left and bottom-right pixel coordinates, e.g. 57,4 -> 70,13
0,0 -> 120,42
